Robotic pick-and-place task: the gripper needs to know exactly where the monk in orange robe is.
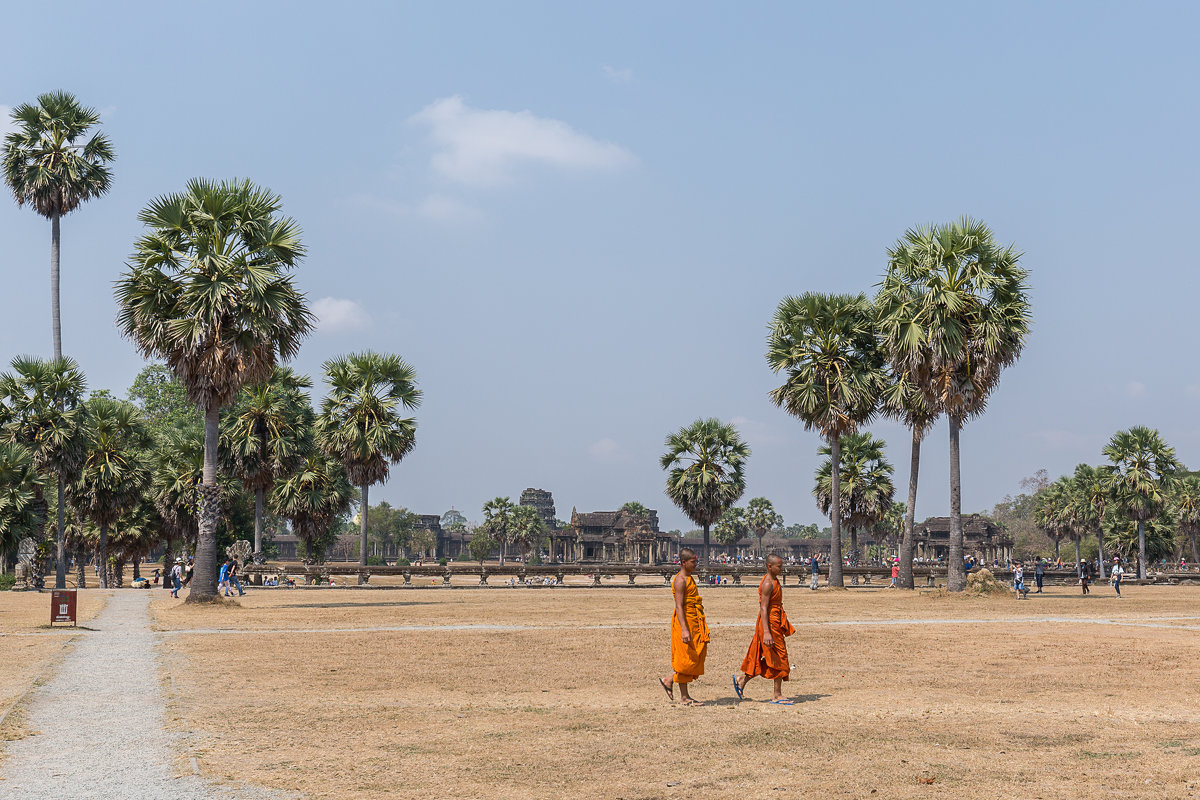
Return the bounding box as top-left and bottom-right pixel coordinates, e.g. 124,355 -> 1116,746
658,548 -> 710,706
734,554 -> 796,703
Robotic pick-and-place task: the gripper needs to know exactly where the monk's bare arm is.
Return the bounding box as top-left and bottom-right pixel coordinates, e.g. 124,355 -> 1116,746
760,575 -> 774,647
673,573 -> 691,644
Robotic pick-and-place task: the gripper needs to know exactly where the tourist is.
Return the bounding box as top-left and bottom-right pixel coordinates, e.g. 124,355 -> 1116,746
658,548 -> 709,707
1111,558 -> 1124,597
229,559 -> 245,597
1034,558 -> 1045,594
733,554 -> 795,704
810,555 -> 820,591
1013,562 -> 1026,599
219,559 -> 232,596
889,558 -> 899,588
170,559 -> 183,598
1081,559 -> 1092,595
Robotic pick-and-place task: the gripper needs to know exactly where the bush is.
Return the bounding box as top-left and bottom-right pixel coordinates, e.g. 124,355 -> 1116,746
437,557 -> 448,567
0,573 -> 14,591
528,553 -> 543,565
396,557 -> 411,567
366,556 -> 384,566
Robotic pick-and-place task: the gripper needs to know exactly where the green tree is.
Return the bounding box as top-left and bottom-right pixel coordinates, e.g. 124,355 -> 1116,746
0,442 -> 41,564
0,356 -> 88,587
1103,426 -> 1180,579
745,497 -> 781,558
814,432 -> 894,567
713,506 -> 747,549
271,454 -> 355,566
660,417 -> 750,565
481,497 -> 516,564
128,364 -> 198,434
620,501 -> 649,516
1033,479 -> 1069,561
1073,463 -> 1111,577
878,219 -> 1031,591
70,398 -> 151,588
511,504 -> 547,560
115,178 -> 312,600
319,351 -> 420,583
223,367 -> 313,561
766,293 -> 884,586
468,529 -> 496,564
1171,474 -> 1200,564
3,92 -> 115,359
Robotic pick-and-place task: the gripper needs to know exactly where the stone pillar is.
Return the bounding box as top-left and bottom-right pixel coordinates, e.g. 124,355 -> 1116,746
628,570 -> 637,585
479,568 -> 489,585
593,573 -> 602,586
403,570 -> 411,585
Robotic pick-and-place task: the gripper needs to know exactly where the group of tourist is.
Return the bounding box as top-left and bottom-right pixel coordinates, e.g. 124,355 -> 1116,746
1011,557 -> 1126,599
659,548 -> 796,707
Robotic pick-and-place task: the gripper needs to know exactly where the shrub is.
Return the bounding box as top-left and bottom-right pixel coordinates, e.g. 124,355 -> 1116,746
437,557 -> 448,567
396,557 -> 411,567
0,574 -> 15,591
366,556 -> 383,566
529,553 -> 543,565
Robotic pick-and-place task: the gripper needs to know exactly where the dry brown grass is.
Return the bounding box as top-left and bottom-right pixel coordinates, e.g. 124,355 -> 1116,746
150,584 -> 1200,799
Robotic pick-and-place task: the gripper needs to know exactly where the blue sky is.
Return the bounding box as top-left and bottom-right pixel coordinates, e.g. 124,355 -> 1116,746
3,1 -> 1198,530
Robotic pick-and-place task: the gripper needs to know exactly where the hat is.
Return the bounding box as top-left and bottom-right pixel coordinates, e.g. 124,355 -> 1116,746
893,558 -> 899,563
175,559 -> 183,564
1114,557 -> 1119,562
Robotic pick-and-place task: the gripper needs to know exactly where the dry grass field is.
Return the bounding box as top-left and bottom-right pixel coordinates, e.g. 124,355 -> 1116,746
0,590 -> 110,754
146,583 -> 1200,799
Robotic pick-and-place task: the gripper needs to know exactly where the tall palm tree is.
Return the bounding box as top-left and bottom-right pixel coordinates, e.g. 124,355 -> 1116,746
3,92 -> 115,359
745,497 -> 781,559
271,453 -> 355,567
713,506 -> 747,554
660,417 -> 750,566
766,293 -> 884,586
814,432 -> 895,567
115,178 -> 312,600
510,504 -> 547,562
0,356 -> 88,587
70,398 -> 151,588
1033,479 -> 1069,561
0,442 -> 41,564
879,219 -> 1031,591
876,365 -> 938,588
481,497 -> 516,564
223,367 -> 313,561
151,425 -> 204,559
1103,426 -> 1179,579
1172,474 -> 1200,564
1071,463 -> 1110,578
318,352 -> 420,581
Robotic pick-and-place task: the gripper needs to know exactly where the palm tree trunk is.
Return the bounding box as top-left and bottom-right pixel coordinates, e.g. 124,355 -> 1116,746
1097,526 -> 1106,579
133,559 -> 141,580
946,416 -> 966,591
829,435 -> 844,588
1074,538 -> 1082,573
757,533 -> 764,560
1137,519 -> 1147,580
75,545 -> 86,589
1191,530 -> 1198,564
900,428 -> 920,589
98,521 -> 109,589
358,483 -> 369,584
56,476 -> 67,589
254,487 -> 264,562
189,404 -> 221,600
849,526 -> 858,566
50,211 -> 62,360
702,523 -> 711,566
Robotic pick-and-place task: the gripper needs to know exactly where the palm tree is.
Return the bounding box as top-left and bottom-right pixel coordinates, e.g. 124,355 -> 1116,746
814,432 -> 895,567
223,367 -> 313,562
879,219 -> 1031,591
745,497 -> 781,559
1071,463 -> 1110,578
1103,426 -> 1179,579
0,442 -> 41,565
875,365 -> 938,588
481,497 -> 516,564
3,92 -> 115,359
70,398 -> 151,588
271,453 -> 355,567
1033,479 -> 1069,561
766,293 -> 884,586
151,425 -> 204,559
510,504 -> 547,562
1172,474 -> 1200,564
713,506 -> 747,557
660,418 -> 750,566
318,352 -> 420,580
0,356 -> 88,587
115,178 -> 312,600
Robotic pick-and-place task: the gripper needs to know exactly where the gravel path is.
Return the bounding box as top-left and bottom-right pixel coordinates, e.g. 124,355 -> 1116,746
0,591 -> 295,800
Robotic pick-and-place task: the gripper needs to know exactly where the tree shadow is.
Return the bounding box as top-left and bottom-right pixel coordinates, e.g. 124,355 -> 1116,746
275,601 -> 437,609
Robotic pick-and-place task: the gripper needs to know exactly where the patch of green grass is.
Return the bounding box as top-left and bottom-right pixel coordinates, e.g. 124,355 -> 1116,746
1080,751 -> 1139,760
1160,741 -> 1183,748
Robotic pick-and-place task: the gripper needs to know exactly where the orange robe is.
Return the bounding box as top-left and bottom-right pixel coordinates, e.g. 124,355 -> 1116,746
740,575 -> 795,680
670,572 -> 710,683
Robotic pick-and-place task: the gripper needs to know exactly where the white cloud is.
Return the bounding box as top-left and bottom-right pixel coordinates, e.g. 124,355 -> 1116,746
1125,381 -> 1147,398
409,95 -> 635,186
588,437 -> 627,463
312,297 -> 372,333
417,194 -> 483,223
602,65 -> 634,83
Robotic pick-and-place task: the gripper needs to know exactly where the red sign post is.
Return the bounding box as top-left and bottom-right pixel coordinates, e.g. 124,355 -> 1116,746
50,590 -> 77,626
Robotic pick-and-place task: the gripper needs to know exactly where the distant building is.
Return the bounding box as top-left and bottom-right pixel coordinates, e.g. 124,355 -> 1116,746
519,488 -> 558,531
563,507 -> 676,564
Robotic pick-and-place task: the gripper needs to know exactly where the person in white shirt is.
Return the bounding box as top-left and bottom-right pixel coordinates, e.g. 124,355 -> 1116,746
1111,558 -> 1125,597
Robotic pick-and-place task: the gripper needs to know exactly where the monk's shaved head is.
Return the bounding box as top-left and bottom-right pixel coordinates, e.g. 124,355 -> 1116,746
766,554 -> 782,566
680,548 -> 697,562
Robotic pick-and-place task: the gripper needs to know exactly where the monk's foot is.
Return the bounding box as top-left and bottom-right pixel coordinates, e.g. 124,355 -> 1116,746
658,677 -> 674,702
682,698 -> 705,707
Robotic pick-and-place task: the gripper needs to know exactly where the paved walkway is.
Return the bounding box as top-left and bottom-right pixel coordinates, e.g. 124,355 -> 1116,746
0,592 -> 291,800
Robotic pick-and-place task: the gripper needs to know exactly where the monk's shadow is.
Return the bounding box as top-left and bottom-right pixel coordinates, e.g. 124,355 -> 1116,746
710,692 -> 830,707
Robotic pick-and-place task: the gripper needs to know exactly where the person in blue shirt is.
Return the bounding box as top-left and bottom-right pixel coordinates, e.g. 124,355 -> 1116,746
219,560 -> 231,597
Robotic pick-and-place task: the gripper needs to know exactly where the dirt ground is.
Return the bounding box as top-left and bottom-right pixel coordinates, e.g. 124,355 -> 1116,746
143,583 -> 1200,799
0,590 -> 110,754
